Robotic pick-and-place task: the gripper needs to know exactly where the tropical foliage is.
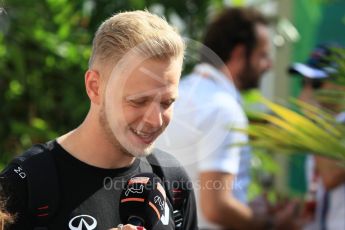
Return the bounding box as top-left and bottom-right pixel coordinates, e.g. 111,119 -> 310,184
242,47 -> 345,164
245,98 -> 345,161
0,0 -> 225,165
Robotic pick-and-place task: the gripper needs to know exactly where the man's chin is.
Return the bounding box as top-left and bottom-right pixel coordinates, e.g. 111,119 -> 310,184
124,144 -> 154,158
243,82 -> 260,91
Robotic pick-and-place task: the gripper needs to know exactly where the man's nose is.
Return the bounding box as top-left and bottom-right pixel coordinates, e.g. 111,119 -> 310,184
142,102 -> 163,128
265,57 -> 273,71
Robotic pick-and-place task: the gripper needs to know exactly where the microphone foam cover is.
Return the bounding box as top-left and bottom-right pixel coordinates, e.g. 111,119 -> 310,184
119,172 -> 167,229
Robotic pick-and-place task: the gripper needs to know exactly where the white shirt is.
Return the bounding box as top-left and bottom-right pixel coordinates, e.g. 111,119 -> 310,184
157,63 -> 251,229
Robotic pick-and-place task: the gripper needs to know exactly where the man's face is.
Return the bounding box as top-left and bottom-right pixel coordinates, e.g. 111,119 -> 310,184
239,24 -> 272,90
99,57 -> 182,157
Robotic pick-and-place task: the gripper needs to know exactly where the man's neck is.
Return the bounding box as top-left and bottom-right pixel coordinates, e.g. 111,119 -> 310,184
219,64 -> 241,90
57,112 -> 135,169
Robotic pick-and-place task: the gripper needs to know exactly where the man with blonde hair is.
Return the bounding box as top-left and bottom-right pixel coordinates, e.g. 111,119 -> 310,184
0,10 -> 197,230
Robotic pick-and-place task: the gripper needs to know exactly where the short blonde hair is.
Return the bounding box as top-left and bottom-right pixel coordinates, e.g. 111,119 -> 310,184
89,10 -> 185,68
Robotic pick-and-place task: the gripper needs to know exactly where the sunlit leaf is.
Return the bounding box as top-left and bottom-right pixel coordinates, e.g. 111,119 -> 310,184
238,98 -> 345,162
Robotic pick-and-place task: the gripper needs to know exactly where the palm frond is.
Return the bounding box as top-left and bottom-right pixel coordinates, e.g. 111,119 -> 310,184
235,98 -> 345,162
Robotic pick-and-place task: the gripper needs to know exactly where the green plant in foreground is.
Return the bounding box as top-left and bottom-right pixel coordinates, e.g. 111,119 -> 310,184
235,97 -> 345,163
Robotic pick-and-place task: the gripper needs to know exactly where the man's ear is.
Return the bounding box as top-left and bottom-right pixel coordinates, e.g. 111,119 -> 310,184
231,44 -> 246,64
85,69 -> 102,105
225,44 -> 246,77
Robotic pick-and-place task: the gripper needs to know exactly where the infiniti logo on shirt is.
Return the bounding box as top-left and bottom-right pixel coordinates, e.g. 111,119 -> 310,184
69,215 -> 97,230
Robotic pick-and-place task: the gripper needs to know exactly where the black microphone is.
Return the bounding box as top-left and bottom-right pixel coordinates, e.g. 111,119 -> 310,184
119,173 -> 167,229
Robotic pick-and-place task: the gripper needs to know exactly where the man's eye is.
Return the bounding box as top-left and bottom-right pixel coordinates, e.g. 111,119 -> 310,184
131,99 -> 147,106
161,99 -> 175,109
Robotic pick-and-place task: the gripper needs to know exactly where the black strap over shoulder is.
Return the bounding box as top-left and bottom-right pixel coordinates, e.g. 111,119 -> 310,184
12,141 -> 59,229
146,153 -> 174,206
9,144 -> 190,229
146,149 -> 190,229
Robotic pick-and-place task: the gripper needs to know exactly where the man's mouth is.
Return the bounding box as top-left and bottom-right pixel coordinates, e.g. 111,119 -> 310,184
130,128 -> 160,144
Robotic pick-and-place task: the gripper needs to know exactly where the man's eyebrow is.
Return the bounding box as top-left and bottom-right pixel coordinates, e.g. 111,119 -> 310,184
166,98 -> 176,103
125,86 -> 172,101
126,95 -> 151,101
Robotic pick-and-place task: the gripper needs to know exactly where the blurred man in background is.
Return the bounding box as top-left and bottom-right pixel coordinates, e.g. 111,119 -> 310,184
289,43 -> 345,230
158,7 -> 297,230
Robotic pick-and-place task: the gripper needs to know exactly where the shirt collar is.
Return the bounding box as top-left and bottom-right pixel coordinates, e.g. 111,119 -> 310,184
193,63 -> 242,102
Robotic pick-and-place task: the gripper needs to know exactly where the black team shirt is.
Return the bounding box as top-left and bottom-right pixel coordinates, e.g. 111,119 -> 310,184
0,141 -> 198,230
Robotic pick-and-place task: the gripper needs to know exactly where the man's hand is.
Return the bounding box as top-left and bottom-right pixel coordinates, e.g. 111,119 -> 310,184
251,195 -> 305,230
315,156 -> 345,190
273,199 -> 304,230
109,224 -> 146,230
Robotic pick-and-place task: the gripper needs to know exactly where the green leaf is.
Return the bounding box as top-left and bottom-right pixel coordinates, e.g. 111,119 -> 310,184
238,98 -> 345,161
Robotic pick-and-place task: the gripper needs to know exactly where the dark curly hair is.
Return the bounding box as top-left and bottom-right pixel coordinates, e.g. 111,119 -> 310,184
200,7 -> 269,67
